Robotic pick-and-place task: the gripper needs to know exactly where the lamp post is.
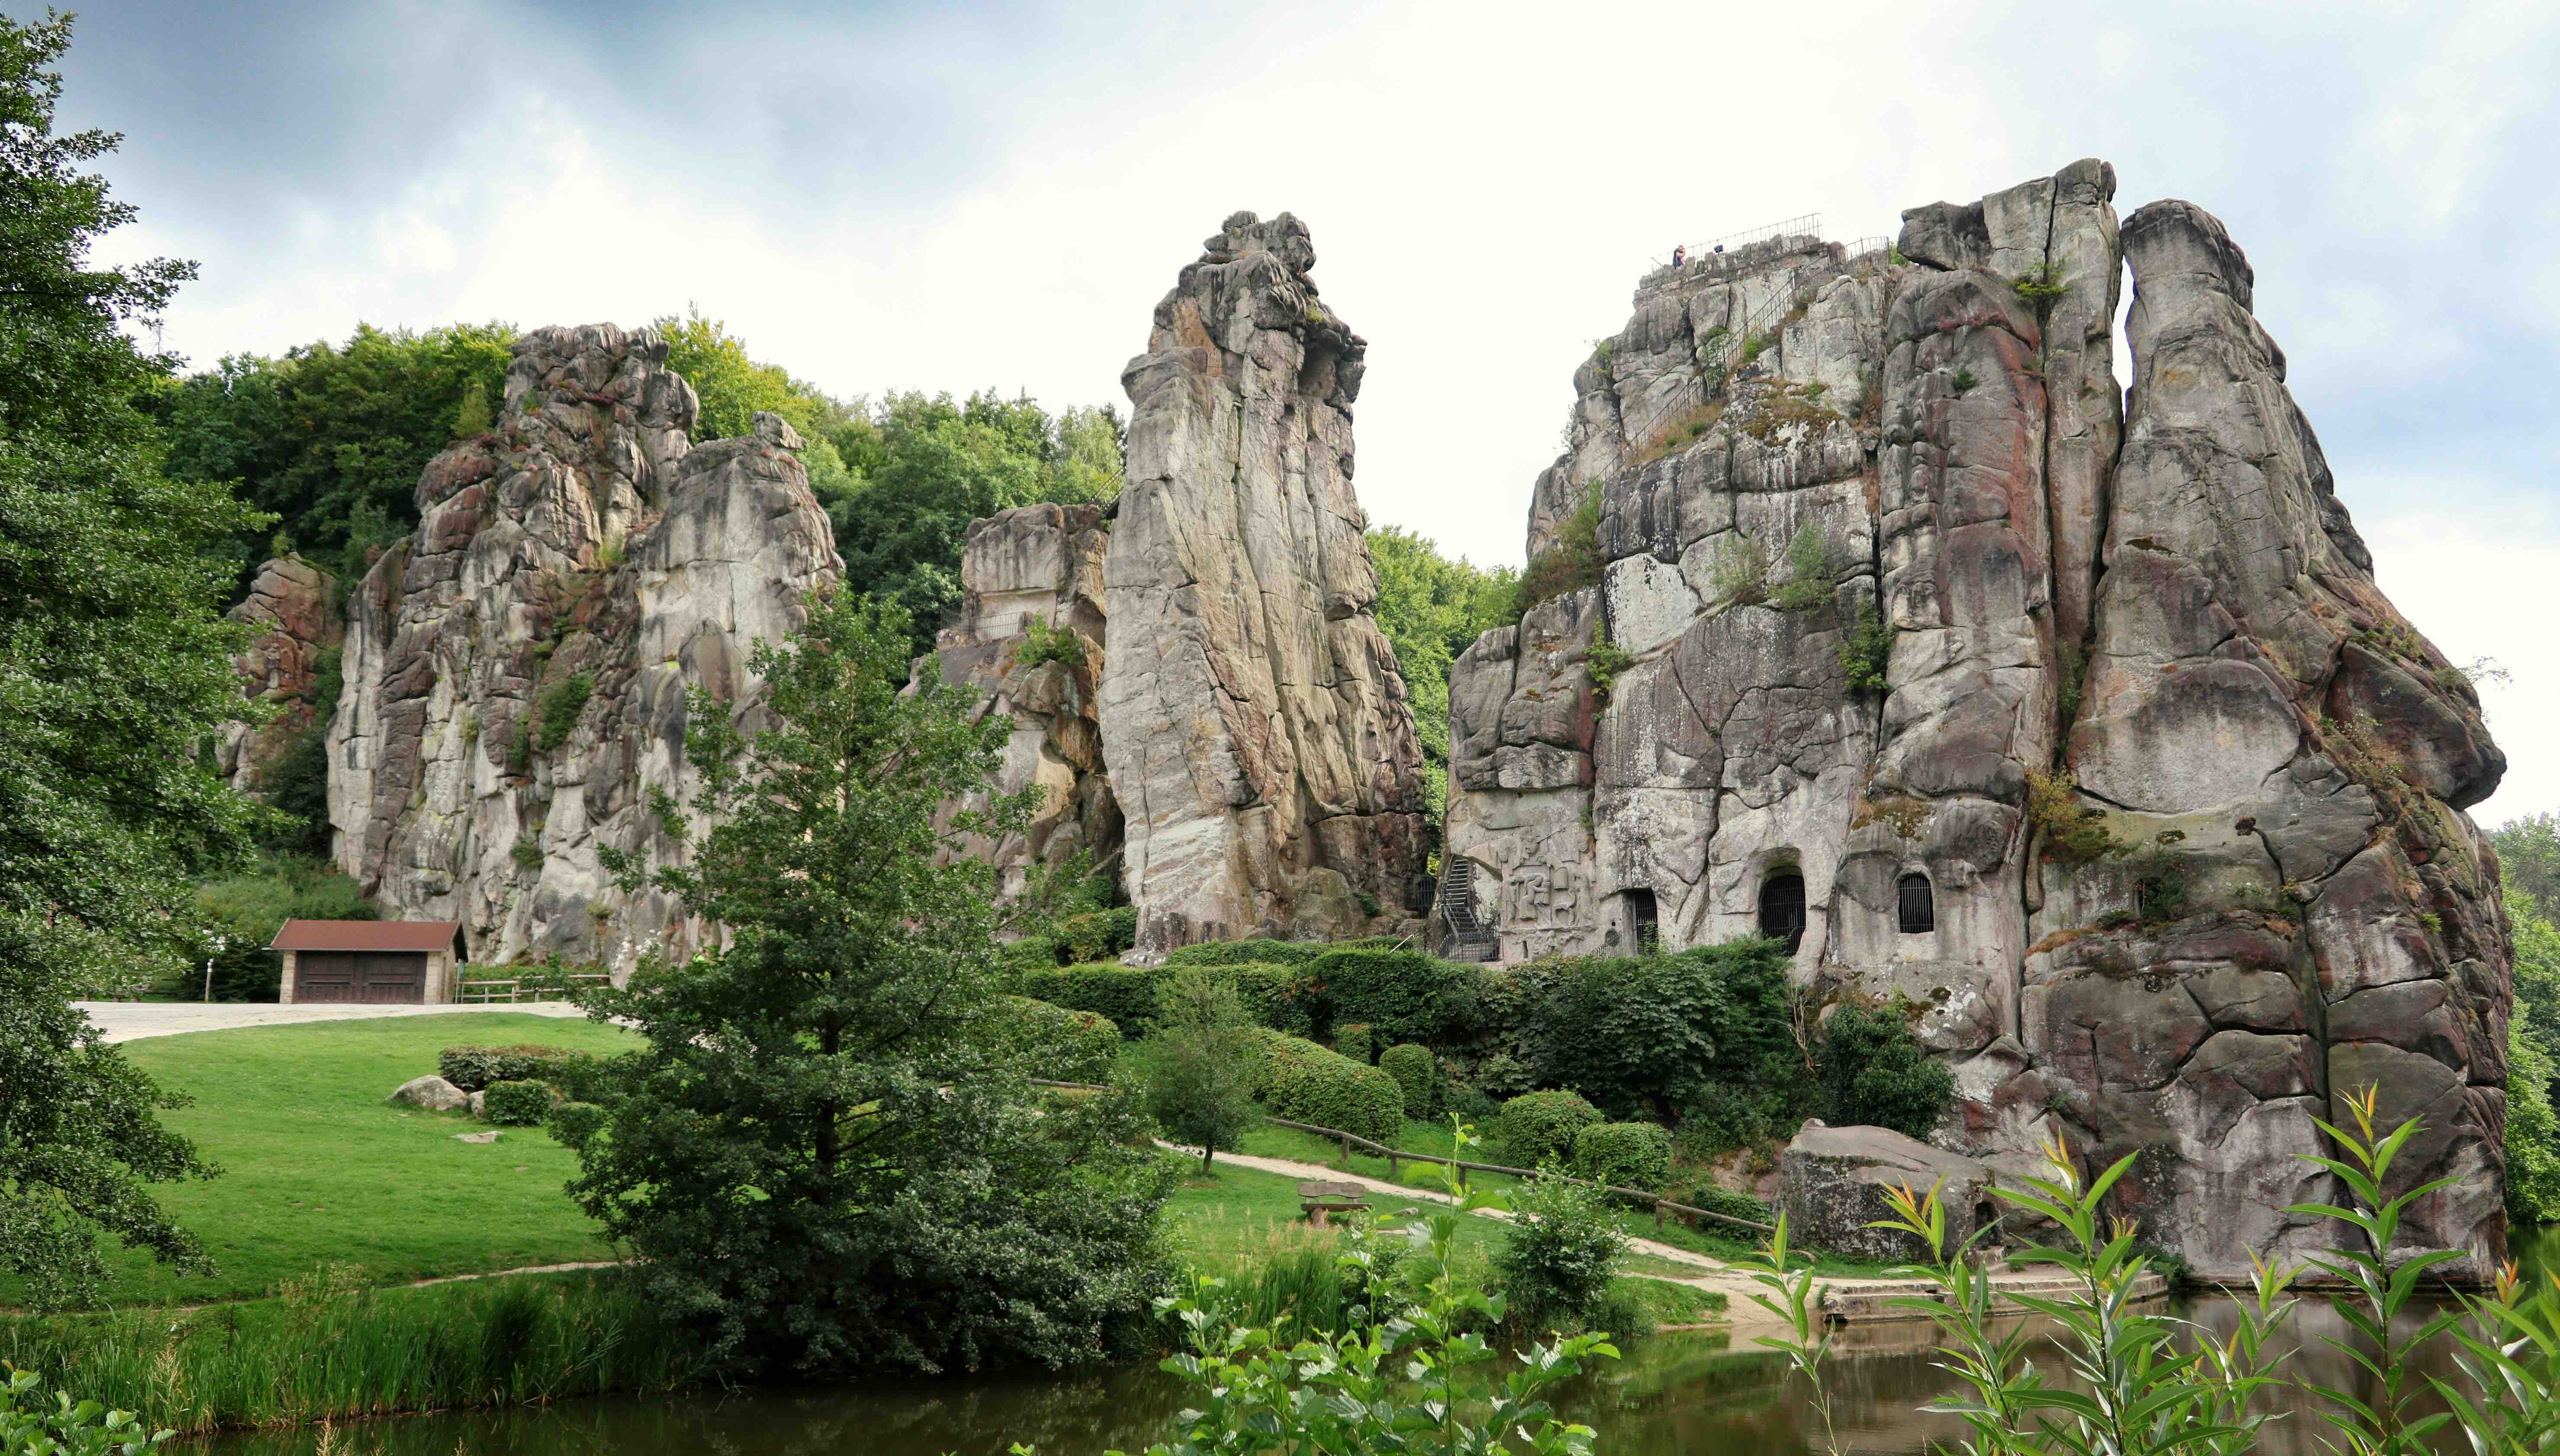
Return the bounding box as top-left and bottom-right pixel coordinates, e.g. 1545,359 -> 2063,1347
203,934 -> 225,1003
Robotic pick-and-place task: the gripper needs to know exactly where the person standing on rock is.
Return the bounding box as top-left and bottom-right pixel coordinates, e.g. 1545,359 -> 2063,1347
1671,244 -> 1686,268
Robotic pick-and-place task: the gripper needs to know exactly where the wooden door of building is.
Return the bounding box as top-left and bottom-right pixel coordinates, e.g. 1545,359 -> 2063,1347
294,951 -> 427,1003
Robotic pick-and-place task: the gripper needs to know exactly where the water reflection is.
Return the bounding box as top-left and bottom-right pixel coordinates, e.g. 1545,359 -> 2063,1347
210,1230 -> 2560,1456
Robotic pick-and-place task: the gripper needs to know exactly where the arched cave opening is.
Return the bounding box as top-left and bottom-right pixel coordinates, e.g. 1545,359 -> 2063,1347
1898,872 -> 1936,934
1757,871 -> 1806,955
1621,887 -> 1659,954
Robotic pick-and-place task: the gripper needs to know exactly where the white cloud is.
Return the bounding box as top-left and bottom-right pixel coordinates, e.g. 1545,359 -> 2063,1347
65,0 -> 2560,812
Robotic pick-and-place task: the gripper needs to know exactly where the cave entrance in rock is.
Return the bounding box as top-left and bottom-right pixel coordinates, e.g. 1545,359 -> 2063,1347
1621,888 -> 1659,955
1898,872 -> 1935,934
1758,871 -> 1806,954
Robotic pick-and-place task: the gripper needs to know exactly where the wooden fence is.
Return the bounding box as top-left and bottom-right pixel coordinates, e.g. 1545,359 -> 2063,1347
1026,1079 -> 1773,1237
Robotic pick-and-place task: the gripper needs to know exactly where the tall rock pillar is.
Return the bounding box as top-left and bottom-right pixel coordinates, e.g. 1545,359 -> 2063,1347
1101,211 -> 1427,955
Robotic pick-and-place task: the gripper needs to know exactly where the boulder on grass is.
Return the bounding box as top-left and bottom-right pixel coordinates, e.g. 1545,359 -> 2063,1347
1779,1120 -> 1995,1264
390,1074 -> 468,1111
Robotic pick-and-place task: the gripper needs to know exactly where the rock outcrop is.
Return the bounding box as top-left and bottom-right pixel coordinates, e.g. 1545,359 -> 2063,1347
1781,1121 -> 1997,1264
1446,161 -> 2512,1280
215,555 -> 342,794
328,324 -> 842,967
920,503 -> 1121,898
1100,211 -> 1427,954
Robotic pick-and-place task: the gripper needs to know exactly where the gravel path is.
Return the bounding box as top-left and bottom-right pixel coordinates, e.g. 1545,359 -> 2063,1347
75,999 -> 592,1044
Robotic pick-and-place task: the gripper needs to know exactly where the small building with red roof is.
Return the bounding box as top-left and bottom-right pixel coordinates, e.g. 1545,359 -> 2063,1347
269,920 -> 468,1004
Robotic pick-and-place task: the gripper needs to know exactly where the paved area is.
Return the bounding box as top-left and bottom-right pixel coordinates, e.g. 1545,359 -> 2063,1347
75,999 -> 592,1044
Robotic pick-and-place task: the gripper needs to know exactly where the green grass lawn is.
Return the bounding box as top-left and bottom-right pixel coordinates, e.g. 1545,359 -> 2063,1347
10,1014 -> 640,1308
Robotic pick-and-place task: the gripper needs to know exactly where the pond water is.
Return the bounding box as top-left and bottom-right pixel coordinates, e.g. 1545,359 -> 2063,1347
205,1228 -> 2560,1456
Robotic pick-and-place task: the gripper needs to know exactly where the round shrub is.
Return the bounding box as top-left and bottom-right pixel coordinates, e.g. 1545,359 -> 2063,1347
481,1079 -> 558,1127
440,1043 -> 579,1092
1495,1090 -> 1603,1168
548,1100 -> 608,1149
1819,1004 -> 1956,1140
1687,1184 -> 1772,1228
1379,1043 -> 1437,1120
1255,1031 -> 1404,1144
1054,906 -> 1139,964
1573,1121 -> 1671,1191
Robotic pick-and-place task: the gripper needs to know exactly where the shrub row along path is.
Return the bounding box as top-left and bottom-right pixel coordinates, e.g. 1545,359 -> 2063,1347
75,999 -> 591,1044
1163,1143 -> 2167,1333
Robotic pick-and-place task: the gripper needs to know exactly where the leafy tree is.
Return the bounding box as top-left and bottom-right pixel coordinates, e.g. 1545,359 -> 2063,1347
0,10 -> 243,1308
1818,1004 -> 1955,1140
2509,878 -> 2560,1223
2497,813 -> 2560,922
821,391 -> 1123,656
575,591 -> 1175,1376
153,322 -> 514,589
1145,970 -> 1262,1173
1366,527 -> 1517,825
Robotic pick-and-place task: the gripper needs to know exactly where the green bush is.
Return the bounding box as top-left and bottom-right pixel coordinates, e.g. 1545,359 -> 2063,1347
1818,1004 -> 1955,1140
1053,906 -> 1138,964
1306,947 -> 1486,1048
1334,1022 -> 1375,1065
534,671 -> 592,752
1573,1121 -> 1671,1191
192,856 -> 381,1001
1379,1043 -> 1437,1120
983,995 -> 1121,1082
1674,1083 -> 1772,1157
1508,489 -> 1603,623
1495,1090 -> 1603,1168
1229,962 -> 1315,1036
547,1100 -> 608,1150
480,1079 -> 557,1126
1015,965 -> 1171,1037
1254,1032 -> 1404,1143
1687,1183 -> 1772,1227
1013,615 -> 1085,668
440,1043 -> 589,1092
0,1367 -> 169,1452
1517,939 -> 1798,1121
1493,1171 -> 1629,1334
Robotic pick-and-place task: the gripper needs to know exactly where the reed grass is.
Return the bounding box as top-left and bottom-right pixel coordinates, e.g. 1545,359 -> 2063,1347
0,1267 -> 701,1435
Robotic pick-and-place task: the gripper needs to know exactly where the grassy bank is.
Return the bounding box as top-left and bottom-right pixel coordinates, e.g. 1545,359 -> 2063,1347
4,1014 -> 640,1307
0,1270 -> 698,1434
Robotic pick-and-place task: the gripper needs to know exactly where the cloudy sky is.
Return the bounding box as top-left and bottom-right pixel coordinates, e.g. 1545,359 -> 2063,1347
53,0 -> 2559,818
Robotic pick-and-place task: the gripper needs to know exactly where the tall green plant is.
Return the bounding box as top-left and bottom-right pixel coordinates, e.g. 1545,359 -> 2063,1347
1106,1119 -> 1618,1456
1148,971 -> 1262,1173
579,592 -> 1175,1377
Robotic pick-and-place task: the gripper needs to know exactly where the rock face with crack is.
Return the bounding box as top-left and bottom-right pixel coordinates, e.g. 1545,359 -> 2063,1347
1445,161 -> 2512,1280
215,555 -> 342,795
1099,211 -> 1427,955
919,502 -> 1122,899
327,324 -> 842,967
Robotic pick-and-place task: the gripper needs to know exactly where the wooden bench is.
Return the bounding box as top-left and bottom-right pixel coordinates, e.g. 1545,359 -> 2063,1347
1298,1180 -> 1372,1228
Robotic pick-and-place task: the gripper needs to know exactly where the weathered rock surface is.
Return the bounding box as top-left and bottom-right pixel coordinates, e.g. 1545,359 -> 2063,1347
920,503 -> 1122,898
1447,161 -> 2512,1280
216,556 -> 342,794
391,1075 -> 468,1111
1780,1121 -> 1996,1264
328,325 -> 842,968
1100,212 -> 1427,954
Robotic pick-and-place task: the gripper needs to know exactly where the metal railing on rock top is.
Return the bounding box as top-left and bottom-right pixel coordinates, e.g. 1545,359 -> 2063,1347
1025,1079 -> 1773,1237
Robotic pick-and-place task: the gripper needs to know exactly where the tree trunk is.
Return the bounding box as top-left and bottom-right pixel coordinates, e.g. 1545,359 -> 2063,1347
1201,1143 -> 1215,1175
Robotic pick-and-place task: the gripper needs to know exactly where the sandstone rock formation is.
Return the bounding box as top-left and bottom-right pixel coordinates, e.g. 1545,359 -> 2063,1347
328,324 -> 842,967
920,503 -> 1121,899
1100,211 -> 1427,954
1446,161 -> 2512,1279
1781,1120 -> 1996,1264
215,555 -> 342,794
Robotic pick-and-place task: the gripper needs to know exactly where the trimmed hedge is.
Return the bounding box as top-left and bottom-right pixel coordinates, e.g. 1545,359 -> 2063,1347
1305,948 -> 1486,1048
440,1044 -> 598,1096
986,995 -> 1121,1082
1161,936 -> 1404,969
1055,906 -> 1139,964
1230,963 -> 1314,1036
1014,966 -> 1171,1038
1495,1090 -> 1603,1168
481,1079 -> 557,1127
1254,1031 -> 1404,1144
1573,1121 -> 1671,1191
1334,1023 -> 1376,1066
1688,1183 -> 1773,1226
1380,1043 -> 1437,1120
